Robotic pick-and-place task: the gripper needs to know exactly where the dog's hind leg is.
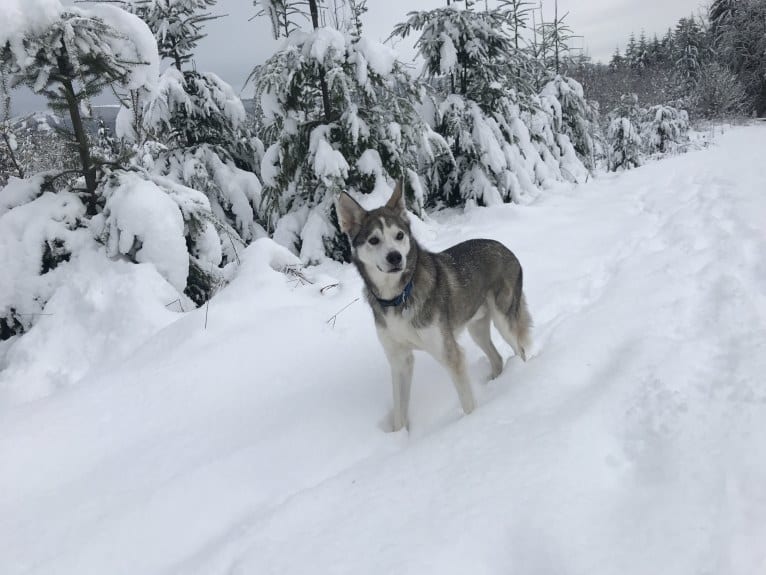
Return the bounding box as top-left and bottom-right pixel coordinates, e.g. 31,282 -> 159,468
467,312 -> 503,379
441,332 -> 476,415
491,274 -> 532,362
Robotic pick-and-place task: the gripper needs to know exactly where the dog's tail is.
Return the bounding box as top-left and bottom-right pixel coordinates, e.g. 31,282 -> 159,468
508,269 -> 532,361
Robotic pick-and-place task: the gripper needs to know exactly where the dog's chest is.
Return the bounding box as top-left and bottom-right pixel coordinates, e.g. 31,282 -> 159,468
378,309 -> 443,355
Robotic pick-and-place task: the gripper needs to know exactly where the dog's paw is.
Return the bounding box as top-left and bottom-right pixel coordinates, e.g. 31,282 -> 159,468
378,410 -> 409,433
488,366 -> 503,381
377,410 -> 393,432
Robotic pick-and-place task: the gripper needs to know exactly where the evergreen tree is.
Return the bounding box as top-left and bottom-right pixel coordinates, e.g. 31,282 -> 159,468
711,0 -> 766,114
709,0 -> 738,33
662,28 -> 675,56
607,93 -> 642,171
392,7 -> 528,101
393,7 -> 588,206
118,0 -> 263,303
625,33 -> 638,67
251,3 -> 450,261
609,47 -> 624,71
637,30 -> 648,69
641,104 -> 689,154
649,35 -> 662,65
540,75 -> 600,169
498,0 -> 533,50
132,0 -> 219,72
0,70 -> 23,182
1,7 -> 156,214
673,16 -> 706,94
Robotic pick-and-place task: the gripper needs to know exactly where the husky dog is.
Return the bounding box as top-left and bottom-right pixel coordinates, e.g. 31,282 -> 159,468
337,182 -> 532,431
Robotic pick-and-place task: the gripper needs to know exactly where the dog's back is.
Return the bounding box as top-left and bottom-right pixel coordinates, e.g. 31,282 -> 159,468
427,238 -> 531,361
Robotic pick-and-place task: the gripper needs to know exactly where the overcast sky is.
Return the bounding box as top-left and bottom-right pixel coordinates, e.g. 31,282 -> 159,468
10,0 -> 707,116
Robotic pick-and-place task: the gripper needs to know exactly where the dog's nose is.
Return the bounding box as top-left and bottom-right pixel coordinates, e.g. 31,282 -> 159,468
386,251 -> 402,266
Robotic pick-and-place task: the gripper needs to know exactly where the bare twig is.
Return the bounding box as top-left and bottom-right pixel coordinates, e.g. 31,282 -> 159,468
281,264 -> 314,286
320,282 -> 339,294
15,312 -> 54,316
164,298 -> 185,312
226,231 -> 241,265
326,297 -> 360,328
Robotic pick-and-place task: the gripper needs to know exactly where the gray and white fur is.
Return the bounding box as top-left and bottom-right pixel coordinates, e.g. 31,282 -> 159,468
337,182 -> 531,431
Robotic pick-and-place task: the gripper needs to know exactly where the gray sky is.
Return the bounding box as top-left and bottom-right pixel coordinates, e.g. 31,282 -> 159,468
10,0 -> 707,116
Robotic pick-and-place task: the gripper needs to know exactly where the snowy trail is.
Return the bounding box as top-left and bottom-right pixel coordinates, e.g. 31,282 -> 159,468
2,126 -> 766,574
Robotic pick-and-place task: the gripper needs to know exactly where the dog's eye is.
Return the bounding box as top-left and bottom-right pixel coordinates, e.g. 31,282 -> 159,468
368,237 -> 380,245
395,231 -> 404,241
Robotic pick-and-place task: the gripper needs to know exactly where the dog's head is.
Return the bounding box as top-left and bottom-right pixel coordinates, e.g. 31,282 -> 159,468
336,182 -> 414,287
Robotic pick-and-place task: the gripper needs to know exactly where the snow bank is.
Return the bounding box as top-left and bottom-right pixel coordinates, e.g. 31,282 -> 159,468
0,185 -> 91,335
0,250 -> 182,405
0,174 -> 46,216
0,176 -> 186,405
2,125 -> 766,575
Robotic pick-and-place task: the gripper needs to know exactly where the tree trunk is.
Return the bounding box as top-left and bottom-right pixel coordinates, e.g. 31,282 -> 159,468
308,0 -> 333,122
554,0 -> 560,74
61,78 -> 97,214
1,132 -> 24,178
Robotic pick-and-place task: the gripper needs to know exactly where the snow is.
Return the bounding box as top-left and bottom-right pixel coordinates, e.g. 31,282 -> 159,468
88,3 -> 159,92
439,32 -> 457,74
0,175 -> 44,217
260,142 -> 281,187
100,172 -> 189,292
357,148 -> 383,176
0,187 -> 91,336
0,0 -> 62,63
114,104 -> 136,141
260,88 -> 281,122
306,27 -> 346,65
2,125 -> 766,574
207,153 -> 263,241
356,37 -> 397,78
0,250 -> 183,405
310,127 -> 350,181
142,67 -> 192,136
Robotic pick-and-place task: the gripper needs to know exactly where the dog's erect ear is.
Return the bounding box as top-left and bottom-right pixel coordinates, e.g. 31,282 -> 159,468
386,180 -> 406,212
336,192 -> 366,238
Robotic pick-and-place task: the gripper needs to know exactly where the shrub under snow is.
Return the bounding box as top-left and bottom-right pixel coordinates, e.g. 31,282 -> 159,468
608,117 -> 643,171
0,177 -> 91,339
641,105 -> 690,155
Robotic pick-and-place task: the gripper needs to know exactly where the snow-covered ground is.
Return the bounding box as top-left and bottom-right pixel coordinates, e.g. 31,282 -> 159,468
2,125 -> 765,575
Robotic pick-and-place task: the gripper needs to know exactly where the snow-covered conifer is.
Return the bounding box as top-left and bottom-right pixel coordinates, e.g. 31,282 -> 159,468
641,104 -> 689,155
393,7 -> 587,207
251,19 -> 450,261
1,5 -> 158,212
608,94 -> 643,171
117,0 -> 263,302
540,75 -> 600,169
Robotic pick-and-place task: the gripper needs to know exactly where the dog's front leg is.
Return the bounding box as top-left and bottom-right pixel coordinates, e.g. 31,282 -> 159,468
381,340 -> 414,432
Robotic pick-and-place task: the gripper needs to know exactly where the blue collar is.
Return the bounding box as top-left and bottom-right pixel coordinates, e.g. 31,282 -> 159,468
376,279 -> 413,308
